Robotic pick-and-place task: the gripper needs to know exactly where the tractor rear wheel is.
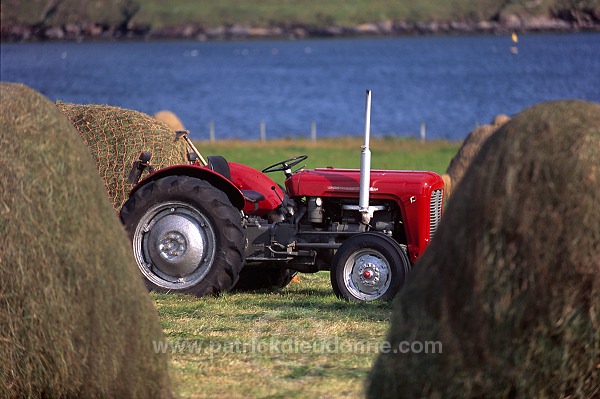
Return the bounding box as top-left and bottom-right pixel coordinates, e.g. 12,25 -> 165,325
330,233 -> 409,302
120,176 -> 245,296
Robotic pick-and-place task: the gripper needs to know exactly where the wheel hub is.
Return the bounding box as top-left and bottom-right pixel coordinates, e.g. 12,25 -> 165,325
145,211 -> 209,279
360,266 -> 379,283
346,251 -> 391,300
356,256 -> 383,287
157,231 -> 187,260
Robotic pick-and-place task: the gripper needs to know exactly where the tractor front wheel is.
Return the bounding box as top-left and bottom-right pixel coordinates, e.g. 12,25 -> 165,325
330,233 -> 409,302
120,176 -> 245,296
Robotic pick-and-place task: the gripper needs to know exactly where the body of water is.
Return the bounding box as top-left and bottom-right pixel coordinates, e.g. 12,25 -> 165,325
2,33 -> 599,141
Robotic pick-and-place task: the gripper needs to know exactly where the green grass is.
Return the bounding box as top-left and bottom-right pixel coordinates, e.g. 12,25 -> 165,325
2,0 -> 577,29
156,137 -> 459,399
155,273 -> 393,399
136,0 -> 499,28
196,137 -> 458,184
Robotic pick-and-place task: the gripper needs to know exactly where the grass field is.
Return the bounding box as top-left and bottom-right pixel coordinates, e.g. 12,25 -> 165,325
155,273 -> 392,399
156,138 -> 459,399
135,0 -> 502,28
3,0 -> 566,29
197,137 -> 457,183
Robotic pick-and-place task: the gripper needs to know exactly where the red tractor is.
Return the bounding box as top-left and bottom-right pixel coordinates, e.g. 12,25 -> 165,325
120,91 -> 444,301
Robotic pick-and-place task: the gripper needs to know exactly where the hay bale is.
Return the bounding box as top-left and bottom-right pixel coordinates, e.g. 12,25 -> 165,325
154,110 -> 185,131
441,173 -> 452,202
445,115 -> 510,198
491,113 -> 510,126
56,102 -> 188,211
0,83 -> 172,399
367,100 -> 600,399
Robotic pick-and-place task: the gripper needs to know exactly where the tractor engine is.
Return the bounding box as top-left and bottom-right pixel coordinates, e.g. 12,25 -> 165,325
241,166 -> 444,275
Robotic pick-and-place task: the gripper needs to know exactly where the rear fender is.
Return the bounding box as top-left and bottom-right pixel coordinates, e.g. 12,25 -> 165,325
128,165 -> 245,210
228,162 -> 285,216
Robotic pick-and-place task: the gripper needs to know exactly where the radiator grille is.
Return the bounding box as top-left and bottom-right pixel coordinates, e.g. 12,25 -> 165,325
429,189 -> 443,238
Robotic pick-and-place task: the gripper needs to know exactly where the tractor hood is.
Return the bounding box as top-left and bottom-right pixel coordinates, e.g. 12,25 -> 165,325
286,168 -> 444,203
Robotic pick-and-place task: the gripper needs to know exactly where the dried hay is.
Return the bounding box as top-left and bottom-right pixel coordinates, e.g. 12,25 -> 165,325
154,110 -> 185,131
56,102 -> 188,211
0,83 -> 172,399
445,115 -> 510,198
491,113 -> 510,126
367,100 -> 600,399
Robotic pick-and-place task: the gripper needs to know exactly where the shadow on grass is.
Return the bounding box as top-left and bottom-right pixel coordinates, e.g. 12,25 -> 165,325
223,288 -> 393,322
153,273 -> 394,323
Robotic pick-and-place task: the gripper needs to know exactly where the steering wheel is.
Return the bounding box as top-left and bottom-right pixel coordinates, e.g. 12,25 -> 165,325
262,155 -> 308,175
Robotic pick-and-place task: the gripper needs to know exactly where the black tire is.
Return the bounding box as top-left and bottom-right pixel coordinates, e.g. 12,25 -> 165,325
120,175 -> 245,296
330,232 -> 409,302
233,266 -> 297,291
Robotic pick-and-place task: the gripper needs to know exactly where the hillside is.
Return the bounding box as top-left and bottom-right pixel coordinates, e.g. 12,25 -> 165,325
2,0 -> 599,41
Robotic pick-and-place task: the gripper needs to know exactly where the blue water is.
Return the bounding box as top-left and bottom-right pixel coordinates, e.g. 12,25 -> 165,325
2,33 -> 599,140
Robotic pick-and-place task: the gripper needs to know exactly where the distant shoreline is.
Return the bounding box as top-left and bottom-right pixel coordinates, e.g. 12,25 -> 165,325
2,16 -> 599,42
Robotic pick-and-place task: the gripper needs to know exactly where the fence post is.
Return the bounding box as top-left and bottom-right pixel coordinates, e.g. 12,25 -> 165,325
209,121 -> 215,143
260,120 -> 266,142
310,121 -> 317,143
420,121 -> 426,143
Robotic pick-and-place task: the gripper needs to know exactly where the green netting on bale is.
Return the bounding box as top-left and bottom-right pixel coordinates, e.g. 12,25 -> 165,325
56,102 -> 188,211
367,100 -> 600,399
1,83 -> 172,398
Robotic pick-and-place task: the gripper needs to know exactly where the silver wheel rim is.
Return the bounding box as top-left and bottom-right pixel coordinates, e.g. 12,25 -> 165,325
343,249 -> 391,301
133,201 -> 217,289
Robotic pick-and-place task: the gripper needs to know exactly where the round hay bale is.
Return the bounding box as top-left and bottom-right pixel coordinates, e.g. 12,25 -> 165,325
56,102 -> 188,211
441,173 -> 452,202
154,110 -> 185,131
367,100 -> 600,399
445,124 -> 498,198
491,113 -> 510,126
0,83 -> 172,399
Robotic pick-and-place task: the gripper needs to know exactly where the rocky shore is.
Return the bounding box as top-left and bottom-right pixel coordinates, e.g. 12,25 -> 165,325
2,13 -> 599,42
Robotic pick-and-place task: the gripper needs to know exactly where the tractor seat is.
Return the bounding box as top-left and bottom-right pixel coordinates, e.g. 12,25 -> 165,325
241,190 -> 265,204
207,155 -> 232,180
241,190 -> 265,212
207,156 -> 264,211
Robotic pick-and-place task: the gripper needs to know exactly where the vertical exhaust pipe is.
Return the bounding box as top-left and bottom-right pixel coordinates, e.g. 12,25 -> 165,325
359,90 -> 373,225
